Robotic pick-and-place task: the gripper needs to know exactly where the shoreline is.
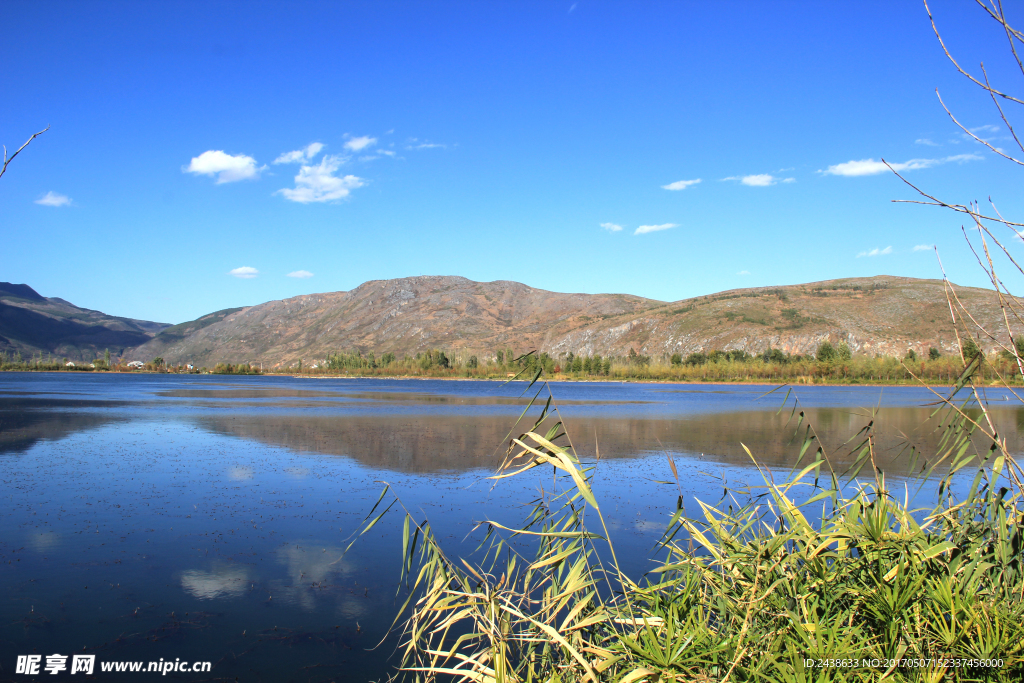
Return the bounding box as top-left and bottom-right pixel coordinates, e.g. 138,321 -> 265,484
0,368 -> 987,390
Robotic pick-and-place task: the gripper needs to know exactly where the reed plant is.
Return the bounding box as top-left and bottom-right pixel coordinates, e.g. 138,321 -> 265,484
352,360 -> 1024,682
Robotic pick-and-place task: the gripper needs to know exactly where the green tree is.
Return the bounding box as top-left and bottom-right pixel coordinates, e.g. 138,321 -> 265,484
837,342 -> 852,361
496,350 -> 504,365
670,353 -> 683,366
905,349 -> 917,362
602,358 -> 611,375
962,337 -> 982,360
816,341 -> 836,362
104,348 -> 111,365
929,347 -> 941,360
467,355 -> 478,369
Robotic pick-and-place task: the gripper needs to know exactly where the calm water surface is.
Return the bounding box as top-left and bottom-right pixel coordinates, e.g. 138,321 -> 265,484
2,373 -> 1020,681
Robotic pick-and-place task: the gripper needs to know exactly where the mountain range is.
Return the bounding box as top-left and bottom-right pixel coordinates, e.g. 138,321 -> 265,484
0,282 -> 168,362
2,275 -> 1014,367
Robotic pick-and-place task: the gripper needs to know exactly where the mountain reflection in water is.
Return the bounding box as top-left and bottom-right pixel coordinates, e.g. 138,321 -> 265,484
199,406 -> 1024,475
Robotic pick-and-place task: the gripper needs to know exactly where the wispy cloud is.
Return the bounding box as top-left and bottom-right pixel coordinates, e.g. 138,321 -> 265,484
722,174 -> 791,187
970,124 -> 999,135
185,150 -> 263,183
856,246 -> 893,258
274,143 -> 324,164
35,191 -> 71,207
737,270 -> 750,275
276,155 -> 365,203
344,136 -> 377,152
915,138 -> 938,146
287,270 -> 314,278
822,154 -> 982,177
913,244 -> 933,252
662,178 -> 701,191
634,223 -> 678,235
601,222 -> 623,232
405,138 -> 447,150
229,266 -> 259,279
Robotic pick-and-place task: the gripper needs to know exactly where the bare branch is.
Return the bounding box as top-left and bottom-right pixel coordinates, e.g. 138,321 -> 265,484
974,0 -> 1024,77
925,0 -> 1024,105
0,126 -> 50,181
981,64 -> 1024,155
937,89 -> 1024,165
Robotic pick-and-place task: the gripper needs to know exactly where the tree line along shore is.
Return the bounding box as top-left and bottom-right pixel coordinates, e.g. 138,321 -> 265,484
2,339 -> 1017,385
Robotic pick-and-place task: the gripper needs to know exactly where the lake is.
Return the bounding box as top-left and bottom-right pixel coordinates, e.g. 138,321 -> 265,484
1,373 -> 1019,681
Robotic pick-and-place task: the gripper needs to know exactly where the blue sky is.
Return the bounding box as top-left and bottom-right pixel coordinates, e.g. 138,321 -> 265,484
3,0 -> 1023,324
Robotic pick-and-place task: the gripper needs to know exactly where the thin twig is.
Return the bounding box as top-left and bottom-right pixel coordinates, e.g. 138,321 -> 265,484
0,126 -> 49,180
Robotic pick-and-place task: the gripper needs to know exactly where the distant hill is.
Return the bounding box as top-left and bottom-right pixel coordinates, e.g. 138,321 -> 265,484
124,274 -> 1019,368
0,283 -> 169,362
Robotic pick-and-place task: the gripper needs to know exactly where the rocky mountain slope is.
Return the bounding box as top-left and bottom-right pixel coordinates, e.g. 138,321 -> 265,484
124,274 -> 1019,368
0,283 -> 169,362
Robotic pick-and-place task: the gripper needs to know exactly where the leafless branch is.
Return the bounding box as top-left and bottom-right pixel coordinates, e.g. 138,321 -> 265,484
0,126 -> 50,181
981,64 -> 1024,155
886,160 -> 1024,226
925,0 -> 1024,105
937,89 -> 1024,165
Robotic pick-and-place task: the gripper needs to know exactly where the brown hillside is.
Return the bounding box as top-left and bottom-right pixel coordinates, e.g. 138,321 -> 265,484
125,274 -> 1019,367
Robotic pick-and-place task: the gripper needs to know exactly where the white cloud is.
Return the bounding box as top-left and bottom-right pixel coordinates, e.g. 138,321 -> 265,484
35,191 -> 71,207
737,270 -> 751,275
344,136 -> 377,152
971,124 -> 999,134
276,155 -> 365,203
822,154 -> 982,177
287,270 -> 314,278
662,178 -> 701,191
915,138 -> 938,146
741,174 -> 776,186
856,246 -> 893,258
722,174 -> 786,186
274,142 -> 324,164
634,223 -> 678,235
913,244 -> 933,251
229,266 -> 259,278
601,222 -> 623,232
184,150 -> 262,183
